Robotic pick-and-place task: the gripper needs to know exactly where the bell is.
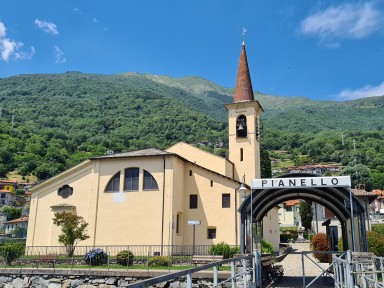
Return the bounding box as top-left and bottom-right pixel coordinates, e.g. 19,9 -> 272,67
238,123 -> 244,131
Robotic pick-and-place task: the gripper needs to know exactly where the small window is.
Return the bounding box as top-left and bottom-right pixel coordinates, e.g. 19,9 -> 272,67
176,213 -> 182,235
124,168 -> 139,191
208,228 -> 216,239
189,170 -> 192,176
210,180 -> 213,187
222,194 -> 230,208
189,194 -> 198,209
176,214 -> 180,234
58,185 -> 73,199
286,206 -> 292,212
143,170 -> 159,190
240,148 -> 243,162
105,172 -> 120,192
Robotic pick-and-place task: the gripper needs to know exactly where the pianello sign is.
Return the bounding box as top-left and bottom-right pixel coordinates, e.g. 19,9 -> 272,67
251,176 -> 351,189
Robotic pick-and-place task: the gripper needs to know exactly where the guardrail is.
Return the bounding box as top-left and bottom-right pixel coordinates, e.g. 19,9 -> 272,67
333,250 -> 384,288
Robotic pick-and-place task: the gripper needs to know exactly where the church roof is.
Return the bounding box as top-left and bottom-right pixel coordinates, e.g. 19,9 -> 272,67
233,42 -> 254,103
91,148 -> 171,159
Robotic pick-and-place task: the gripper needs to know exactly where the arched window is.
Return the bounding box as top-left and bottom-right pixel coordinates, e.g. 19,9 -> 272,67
236,115 -> 247,138
143,170 -> 159,190
105,172 -> 121,192
124,168 -> 139,191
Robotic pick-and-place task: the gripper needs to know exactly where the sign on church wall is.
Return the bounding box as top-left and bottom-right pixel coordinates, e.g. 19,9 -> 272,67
252,176 -> 351,189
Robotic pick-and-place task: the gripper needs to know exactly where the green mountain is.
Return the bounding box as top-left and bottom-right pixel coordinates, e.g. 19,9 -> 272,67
0,72 -> 383,187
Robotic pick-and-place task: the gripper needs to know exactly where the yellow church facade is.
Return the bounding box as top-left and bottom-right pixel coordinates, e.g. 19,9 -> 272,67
26,41 -> 280,252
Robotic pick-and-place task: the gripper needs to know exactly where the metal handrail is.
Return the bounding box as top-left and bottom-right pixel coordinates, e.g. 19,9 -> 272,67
128,253 -> 260,288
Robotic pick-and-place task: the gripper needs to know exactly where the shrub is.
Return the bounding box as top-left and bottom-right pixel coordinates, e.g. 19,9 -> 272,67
311,233 -> 330,263
371,224 -> 384,235
148,256 -> 171,267
116,250 -> 134,266
208,242 -> 240,259
0,242 -> 25,265
261,239 -> 274,254
367,231 -> 384,256
84,248 -> 108,266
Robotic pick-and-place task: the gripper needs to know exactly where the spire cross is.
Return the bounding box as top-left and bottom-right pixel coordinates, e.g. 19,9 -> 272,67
242,27 -> 247,42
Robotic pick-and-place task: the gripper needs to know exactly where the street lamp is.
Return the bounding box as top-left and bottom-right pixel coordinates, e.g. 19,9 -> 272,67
188,220 -> 201,255
238,177 -> 253,253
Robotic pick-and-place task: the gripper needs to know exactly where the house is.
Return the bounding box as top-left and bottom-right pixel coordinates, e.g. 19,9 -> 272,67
371,189 -> 384,214
279,200 -> 301,227
4,217 -> 28,238
26,41 -> 280,252
0,180 -> 15,206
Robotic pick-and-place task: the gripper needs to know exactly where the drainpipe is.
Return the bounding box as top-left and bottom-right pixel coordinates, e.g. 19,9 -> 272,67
160,156 -> 166,255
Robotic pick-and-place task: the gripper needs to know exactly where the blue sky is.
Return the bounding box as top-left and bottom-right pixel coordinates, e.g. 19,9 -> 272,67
1,1 -> 384,101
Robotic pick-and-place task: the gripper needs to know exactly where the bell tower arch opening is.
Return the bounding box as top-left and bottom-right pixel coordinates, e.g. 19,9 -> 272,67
238,173 -> 368,253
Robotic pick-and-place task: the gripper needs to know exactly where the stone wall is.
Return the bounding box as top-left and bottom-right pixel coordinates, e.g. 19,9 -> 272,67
0,273 -> 221,288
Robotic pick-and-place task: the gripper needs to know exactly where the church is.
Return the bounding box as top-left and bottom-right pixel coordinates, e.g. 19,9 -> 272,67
26,41 -> 280,252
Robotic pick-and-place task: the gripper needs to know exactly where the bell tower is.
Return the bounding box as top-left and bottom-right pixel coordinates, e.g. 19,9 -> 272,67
225,41 -> 264,185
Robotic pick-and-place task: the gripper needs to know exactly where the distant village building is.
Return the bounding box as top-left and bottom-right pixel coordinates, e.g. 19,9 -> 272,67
0,180 -> 16,206
278,200 -> 301,227
274,164 -> 341,176
4,217 -> 28,237
26,41 -> 281,252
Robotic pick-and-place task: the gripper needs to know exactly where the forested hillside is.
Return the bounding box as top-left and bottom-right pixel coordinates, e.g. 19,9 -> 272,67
0,72 -> 383,188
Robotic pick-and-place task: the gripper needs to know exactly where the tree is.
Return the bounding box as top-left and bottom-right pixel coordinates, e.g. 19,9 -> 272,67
0,242 -> 25,265
260,147 -> 272,178
0,206 -> 22,221
13,226 -> 27,238
342,164 -> 372,190
52,212 -> 90,257
299,201 -> 313,231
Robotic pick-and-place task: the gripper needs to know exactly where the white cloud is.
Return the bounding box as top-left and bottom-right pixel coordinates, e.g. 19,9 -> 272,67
73,8 -> 82,14
0,21 -> 33,61
300,2 -> 381,41
0,22 -> 6,37
35,19 -> 58,35
54,45 -> 66,64
338,82 -> 384,100
15,46 -> 35,60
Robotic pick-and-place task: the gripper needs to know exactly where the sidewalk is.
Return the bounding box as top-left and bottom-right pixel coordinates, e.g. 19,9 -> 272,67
272,242 -> 334,288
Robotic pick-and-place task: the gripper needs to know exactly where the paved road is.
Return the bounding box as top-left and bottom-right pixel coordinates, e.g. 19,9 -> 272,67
270,242 -> 334,288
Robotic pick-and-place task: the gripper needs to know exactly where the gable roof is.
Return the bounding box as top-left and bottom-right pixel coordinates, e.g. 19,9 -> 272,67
91,148 -> 170,159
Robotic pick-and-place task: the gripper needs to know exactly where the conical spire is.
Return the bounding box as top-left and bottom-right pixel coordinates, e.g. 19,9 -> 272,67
233,42 -> 254,103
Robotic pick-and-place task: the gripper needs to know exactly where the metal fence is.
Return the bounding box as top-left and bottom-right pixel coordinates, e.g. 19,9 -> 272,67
333,250 -> 384,288
23,244 -> 236,257
0,244 -> 242,271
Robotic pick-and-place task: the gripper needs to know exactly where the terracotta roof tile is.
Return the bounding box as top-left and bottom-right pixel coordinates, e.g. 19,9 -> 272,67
284,200 -> 301,206
5,217 -> 28,224
233,43 -> 254,103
